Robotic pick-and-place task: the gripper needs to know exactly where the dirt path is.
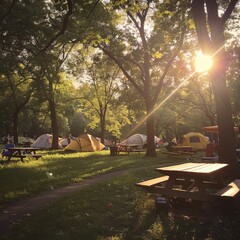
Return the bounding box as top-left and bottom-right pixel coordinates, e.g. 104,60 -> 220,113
0,169 -> 131,236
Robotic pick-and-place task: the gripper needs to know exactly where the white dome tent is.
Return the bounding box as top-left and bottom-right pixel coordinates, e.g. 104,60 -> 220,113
119,134 -> 147,149
31,134 -> 63,149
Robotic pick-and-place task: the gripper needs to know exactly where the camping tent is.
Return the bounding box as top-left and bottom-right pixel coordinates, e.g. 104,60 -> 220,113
31,134 -> 63,149
177,132 -> 210,150
65,133 -> 105,152
59,138 -> 70,147
18,136 -> 28,145
96,138 -> 113,147
119,134 -> 147,149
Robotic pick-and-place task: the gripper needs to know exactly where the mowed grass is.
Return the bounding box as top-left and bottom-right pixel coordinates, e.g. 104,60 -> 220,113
0,149 -> 186,203
2,150 -> 240,240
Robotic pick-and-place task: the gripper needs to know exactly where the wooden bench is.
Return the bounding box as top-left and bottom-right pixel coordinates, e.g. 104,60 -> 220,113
31,154 -> 42,159
202,156 -> 219,163
136,176 -> 240,203
117,149 -> 143,155
8,154 -> 42,161
24,154 -> 42,160
215,179 -> 240,198
7,155 -> 26,162
136,176 -> 169,187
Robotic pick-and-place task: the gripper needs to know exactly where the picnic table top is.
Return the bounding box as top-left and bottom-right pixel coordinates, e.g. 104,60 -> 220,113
156,162 -> 228,175
8,147 -> 40,150
172,145 -> 193,149
118,144 -> 139,147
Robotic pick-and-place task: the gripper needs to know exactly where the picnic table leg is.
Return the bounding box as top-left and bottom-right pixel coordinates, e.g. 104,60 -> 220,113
194,178 -> 207,193
212,175 -> 225,188
181,178 -> 194,190
164,176 -> 176,191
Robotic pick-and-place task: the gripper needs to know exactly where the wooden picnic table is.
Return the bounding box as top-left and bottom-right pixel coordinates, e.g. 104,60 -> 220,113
7,147 -> 42,162
116,144 -> 143,154
137,162 -> 240,203
171,145 -> 194,153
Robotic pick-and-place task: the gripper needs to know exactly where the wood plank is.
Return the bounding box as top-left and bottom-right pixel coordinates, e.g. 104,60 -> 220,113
156,163 -> 198,171
202,156 -> 219,162
189,163 -> 227,174
157,163 -> 227,174
136,176 -> 169,187
215,179 -> 240,197
31,154 -> 42,159
160,150 -> 182,155
9,155 -> 26,159
181,163 -> 226,173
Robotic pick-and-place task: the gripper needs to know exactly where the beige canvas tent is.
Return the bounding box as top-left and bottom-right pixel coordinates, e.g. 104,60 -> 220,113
65,134 -> 105,152
119,134 -> 147,149
177,132 -> 210,150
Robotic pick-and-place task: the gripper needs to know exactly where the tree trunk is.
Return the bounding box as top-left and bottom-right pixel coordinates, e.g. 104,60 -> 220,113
209,20 -> 239,178
12,93 -> 32,145
49,97 -> 59,149
145,99 -> 157,157
12,109 -> 19,145
210,67 -> 239,176
100,110 -> 106,144
192,0 -> 239,179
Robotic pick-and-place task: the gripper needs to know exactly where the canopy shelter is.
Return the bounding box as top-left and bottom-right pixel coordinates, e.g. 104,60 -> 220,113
65,133 -> 105,152
119,134 -> 147,149
203,125 -> 239,133
203,125 -> 240,145
177,132 -> 210,150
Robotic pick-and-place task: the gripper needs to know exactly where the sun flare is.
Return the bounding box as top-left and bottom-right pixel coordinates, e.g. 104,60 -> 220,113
194,52 -> 213,72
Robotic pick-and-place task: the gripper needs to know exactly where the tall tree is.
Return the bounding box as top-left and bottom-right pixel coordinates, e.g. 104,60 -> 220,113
192,0 -> 239,177
0,0 -> 67,148
29,47 -> 73,149
90,0 -> 188,156
0,70 -> 33,143
78,55 -> 121,143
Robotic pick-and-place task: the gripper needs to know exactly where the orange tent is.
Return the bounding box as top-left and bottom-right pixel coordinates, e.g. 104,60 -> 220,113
65,134 -> 105,152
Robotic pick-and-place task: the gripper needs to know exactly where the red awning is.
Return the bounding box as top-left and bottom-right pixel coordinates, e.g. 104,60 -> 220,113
202,125 -> 239,133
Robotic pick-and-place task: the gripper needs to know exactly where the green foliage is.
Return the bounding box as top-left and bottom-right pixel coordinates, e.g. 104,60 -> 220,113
0,0 -> 239,151
69,112 -> 87,136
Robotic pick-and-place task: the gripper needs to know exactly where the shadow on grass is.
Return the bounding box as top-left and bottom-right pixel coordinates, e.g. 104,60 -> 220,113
3,168 -> 240,240
0,150 -> 170,203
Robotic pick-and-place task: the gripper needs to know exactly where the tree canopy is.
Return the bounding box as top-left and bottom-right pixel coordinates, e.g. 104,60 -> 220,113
0,0 -> 239,164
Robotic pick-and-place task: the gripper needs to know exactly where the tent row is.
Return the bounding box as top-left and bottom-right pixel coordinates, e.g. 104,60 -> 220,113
119,133 -> 210,150
31,129 -> 220,152
31,133 -> 105,152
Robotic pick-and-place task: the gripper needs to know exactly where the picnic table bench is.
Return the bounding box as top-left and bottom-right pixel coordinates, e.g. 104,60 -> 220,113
6,147 -> 42,162
115,144 -> 144,155
136,163 -> 240,203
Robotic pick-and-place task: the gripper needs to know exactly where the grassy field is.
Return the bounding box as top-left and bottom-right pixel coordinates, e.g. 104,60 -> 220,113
1,149 -> 240,240
0,149 -> 187,203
